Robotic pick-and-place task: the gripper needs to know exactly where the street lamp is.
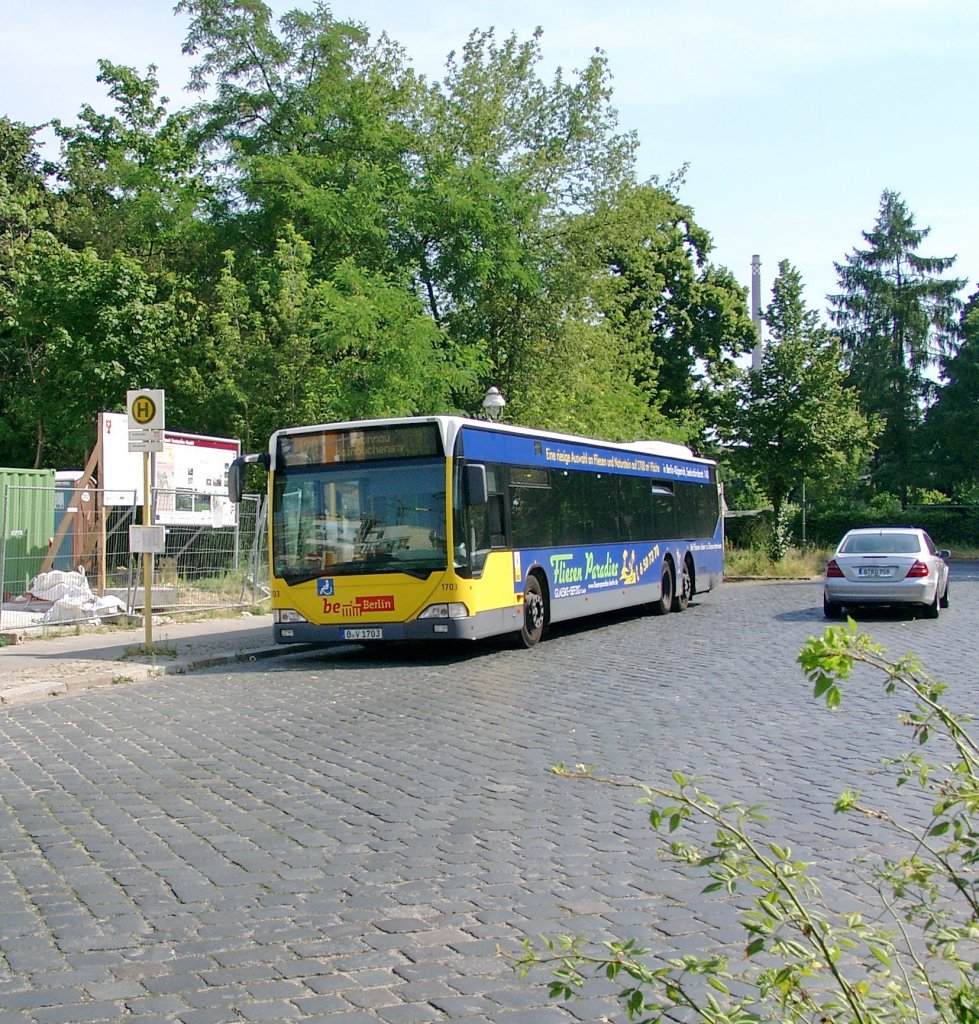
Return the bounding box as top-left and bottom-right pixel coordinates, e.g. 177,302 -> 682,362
481,386 -> 506,421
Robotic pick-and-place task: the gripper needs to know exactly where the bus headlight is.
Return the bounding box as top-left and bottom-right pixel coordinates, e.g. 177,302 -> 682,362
274,609 -> 309,623
418,603 -> 470,620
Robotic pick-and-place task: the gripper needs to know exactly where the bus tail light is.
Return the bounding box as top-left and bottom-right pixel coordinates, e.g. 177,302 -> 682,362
418,603 -> 470,620
275,608 -> 309,623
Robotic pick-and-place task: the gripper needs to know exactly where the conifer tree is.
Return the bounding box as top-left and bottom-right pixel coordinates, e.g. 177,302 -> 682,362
830,190 -> 963,505
925,287 -> 979,498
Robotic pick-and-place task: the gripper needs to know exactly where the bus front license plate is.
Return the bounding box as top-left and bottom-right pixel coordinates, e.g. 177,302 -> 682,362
343,627 -> 383,640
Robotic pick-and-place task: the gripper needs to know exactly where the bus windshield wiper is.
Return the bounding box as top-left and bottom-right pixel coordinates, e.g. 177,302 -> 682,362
276,567 -> 326,586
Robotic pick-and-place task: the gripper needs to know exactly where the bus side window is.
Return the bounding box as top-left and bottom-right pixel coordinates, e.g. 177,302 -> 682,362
651,482 -> 676,540
487,465 -> 506,547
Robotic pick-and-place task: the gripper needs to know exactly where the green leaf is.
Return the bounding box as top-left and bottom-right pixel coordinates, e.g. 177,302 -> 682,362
870,945 -> 892,968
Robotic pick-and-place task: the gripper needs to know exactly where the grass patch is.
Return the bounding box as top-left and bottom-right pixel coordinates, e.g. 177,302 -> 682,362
725,540 -> 979,581
119,642 -> 178,659
726,543 -> 979,580
179,573 -> 248,596
725,546 -> 827,578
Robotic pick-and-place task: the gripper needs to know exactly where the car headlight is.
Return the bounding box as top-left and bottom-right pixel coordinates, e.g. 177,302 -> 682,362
418,603 -> 470,620
274,608 -> 309,623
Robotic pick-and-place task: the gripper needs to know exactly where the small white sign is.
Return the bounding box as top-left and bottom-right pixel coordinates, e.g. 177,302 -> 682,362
129,525 -> 167,554
128,428 -> 165,453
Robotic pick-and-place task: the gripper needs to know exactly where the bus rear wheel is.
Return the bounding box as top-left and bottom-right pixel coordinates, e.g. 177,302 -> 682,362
672,557 -> 692,612
651,562 -> 674,616
519,575 -> 546,648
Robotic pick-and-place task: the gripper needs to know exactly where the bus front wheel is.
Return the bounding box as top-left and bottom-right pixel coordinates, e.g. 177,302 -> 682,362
519,575 -> 546,648
652,562 -> 674,616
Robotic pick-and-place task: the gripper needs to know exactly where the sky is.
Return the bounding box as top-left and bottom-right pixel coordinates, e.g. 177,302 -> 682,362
2,0 -> 977,321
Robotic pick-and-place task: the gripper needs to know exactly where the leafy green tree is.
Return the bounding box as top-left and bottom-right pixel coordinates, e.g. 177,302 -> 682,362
50,61 -> 210,288
1,2 -> 766,460
406,27 -> 643,427
177,3 -> 667,435
3,244 -> 177,467
925,287 -> 979,499
0,120 -> 58,331
830,191 -> 964,505
153,251 -> 257,446
0,120 -> 65,464
176,0 -> 426,279
0,119 -> 62,264
177,226 -> 481,447
175,0 -> 493,427
726,261 -> 874,544
584,182 -> 756,439
248,227 -> 466,430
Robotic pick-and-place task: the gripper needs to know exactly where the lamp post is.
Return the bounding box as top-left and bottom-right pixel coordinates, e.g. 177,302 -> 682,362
481,386 -> 506,421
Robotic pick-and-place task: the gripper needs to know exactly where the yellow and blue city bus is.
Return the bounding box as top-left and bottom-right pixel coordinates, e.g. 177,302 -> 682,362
229,416 -> 724,648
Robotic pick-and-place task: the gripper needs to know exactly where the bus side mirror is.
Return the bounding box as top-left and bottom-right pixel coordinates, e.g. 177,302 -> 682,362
227,457 -> 246,504
464,463 -> 488,505
227,452 -> 270,504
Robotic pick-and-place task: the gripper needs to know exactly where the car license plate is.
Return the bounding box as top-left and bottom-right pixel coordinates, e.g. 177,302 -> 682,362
342,627 -> 383,640
858,567 -> 891,578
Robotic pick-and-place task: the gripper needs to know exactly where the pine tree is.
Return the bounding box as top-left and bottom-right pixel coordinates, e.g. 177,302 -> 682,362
925,287 -> 979,498
830,190 -> 963,506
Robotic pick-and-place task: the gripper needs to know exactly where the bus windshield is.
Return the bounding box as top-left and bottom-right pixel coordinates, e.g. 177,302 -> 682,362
271,459 -> 447,584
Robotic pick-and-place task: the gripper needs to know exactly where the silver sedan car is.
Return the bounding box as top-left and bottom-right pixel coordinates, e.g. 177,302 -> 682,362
823,527 -> 950,619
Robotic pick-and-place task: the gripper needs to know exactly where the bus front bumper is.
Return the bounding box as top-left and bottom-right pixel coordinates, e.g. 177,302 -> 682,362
274,607 -> 520,645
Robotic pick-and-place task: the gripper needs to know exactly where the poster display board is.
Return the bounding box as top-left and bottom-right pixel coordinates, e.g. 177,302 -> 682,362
99,413 -> 241,526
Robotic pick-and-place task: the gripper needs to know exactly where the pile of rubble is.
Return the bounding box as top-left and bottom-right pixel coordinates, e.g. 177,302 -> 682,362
11,568 -> 127,625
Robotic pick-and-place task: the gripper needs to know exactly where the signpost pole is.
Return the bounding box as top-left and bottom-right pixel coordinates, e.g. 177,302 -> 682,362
97,413 -> 107,596
127,388 -> 165,653
143,450 -> 153,650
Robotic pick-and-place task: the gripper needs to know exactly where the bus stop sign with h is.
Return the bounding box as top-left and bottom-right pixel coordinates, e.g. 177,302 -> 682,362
127,389 -> 165,650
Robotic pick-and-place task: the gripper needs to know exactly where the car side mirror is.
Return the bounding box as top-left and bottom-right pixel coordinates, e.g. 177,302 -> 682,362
938,549 -> 951,559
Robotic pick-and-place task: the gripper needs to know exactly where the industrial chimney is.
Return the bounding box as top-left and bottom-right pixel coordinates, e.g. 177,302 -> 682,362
751,254 -> 762,371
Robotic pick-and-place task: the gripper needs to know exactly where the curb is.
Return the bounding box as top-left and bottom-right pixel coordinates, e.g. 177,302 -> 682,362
724,575 -> 821,583
0,645 -> 302,707
2,665 -> 158,705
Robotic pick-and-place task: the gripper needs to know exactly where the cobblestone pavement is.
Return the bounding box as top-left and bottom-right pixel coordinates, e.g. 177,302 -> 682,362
0,577 -> 976,1022
0,615 -> 282,706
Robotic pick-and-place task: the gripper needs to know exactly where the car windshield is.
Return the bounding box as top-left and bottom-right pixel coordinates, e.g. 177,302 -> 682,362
840,533 -> 920,555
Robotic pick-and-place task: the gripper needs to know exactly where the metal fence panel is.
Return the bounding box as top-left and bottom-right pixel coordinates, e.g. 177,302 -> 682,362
0,484 -> 268,633
0,472 -> 56,597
